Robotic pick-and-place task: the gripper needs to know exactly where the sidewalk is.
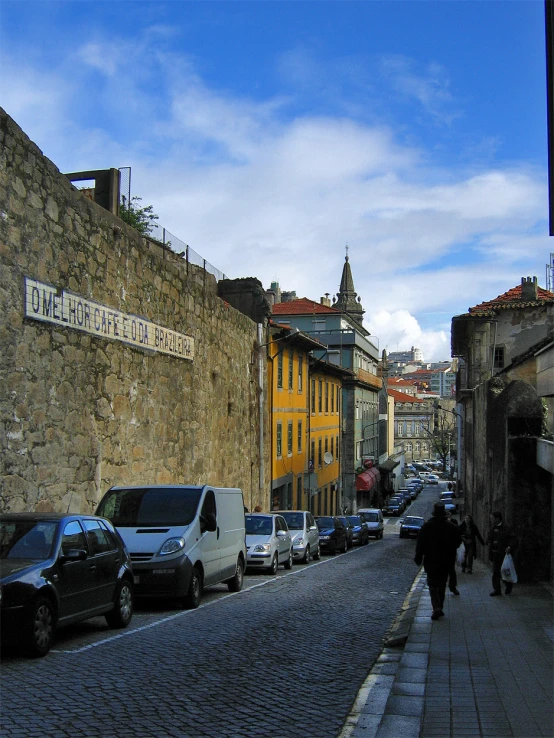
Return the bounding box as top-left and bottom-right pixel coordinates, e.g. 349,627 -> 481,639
341,559 -> 553,738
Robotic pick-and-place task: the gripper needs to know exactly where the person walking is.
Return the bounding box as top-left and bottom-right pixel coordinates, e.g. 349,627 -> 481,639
415,503 -> 462,619
486,511 -> 517,596
459,514 -> 484,574
447,516 -> 461,595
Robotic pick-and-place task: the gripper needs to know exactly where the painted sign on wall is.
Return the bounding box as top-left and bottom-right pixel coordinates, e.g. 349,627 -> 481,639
24,277 -> 194,360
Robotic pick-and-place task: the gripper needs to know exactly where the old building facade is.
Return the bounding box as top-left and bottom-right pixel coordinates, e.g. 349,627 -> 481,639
451,278 -> 554,583
0,109 -> 266,514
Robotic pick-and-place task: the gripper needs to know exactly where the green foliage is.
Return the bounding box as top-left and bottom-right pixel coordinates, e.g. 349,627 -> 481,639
119,196 -> 159,236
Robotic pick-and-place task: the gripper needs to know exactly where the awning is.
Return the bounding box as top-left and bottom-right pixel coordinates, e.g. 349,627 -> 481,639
356,467 -> 381,492
379,458 -> 400,472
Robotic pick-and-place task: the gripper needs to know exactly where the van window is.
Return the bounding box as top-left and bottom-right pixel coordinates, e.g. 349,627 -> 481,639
201,490 -> 217,520
97,487 -> 203,527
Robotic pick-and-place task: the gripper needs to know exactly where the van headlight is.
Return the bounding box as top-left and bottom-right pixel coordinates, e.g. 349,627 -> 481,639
159,538 -> 185,556
253,543 -> 271,552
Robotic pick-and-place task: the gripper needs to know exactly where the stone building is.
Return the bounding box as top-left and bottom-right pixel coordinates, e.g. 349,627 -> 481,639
0,108 -> 268,514
451,277 -> 554,583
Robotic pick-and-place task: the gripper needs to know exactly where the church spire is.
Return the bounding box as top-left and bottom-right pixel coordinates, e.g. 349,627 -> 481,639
334,246 -> 365,325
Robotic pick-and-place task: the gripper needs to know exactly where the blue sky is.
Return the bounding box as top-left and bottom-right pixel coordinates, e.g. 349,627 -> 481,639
1,0 -> 550,360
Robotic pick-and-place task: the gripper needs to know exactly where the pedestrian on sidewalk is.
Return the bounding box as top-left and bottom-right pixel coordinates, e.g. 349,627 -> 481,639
459,514 -> 484,574
446,515 -> 461,595
486,511 -> 517,596
414,502 -> 462,619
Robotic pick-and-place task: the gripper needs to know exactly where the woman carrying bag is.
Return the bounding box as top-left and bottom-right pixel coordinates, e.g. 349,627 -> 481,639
486,511 -> 517,596
459,514 -> 485,574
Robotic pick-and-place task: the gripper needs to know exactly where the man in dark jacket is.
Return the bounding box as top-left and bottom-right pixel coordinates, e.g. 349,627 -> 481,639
486,511 -> 517,596
415,503 -> 462,619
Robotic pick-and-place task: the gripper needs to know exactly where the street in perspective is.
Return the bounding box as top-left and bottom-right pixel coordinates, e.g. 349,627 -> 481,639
2,4 -> 554,738
1,489 -> 440,738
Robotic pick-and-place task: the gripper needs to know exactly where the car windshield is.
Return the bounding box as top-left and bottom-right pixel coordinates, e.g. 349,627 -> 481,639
347,516 -> 361,526
0,519 -> 57,559
403,517 -> 424,526
96,487 -> 203,527
279,512 -> 304,530
361,512 -> 378,522
245,515 -> 273,535
316,517 -> 334,529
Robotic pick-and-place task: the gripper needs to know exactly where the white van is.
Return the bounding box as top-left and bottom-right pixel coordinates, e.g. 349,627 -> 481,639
357,508 -> 385,539
96,485 -> 246,608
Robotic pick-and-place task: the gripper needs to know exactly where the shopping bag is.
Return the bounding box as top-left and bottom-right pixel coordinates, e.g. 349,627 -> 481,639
456,543 -> 465,566
501,553 -> 518,584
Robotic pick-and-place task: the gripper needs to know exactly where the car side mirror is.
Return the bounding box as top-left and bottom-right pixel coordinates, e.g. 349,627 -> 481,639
276,530 -> 287,538
61,549 -> 87,563
200,513 -> 217,532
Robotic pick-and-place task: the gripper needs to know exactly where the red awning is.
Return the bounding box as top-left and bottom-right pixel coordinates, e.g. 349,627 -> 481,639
356,467 -> 381,492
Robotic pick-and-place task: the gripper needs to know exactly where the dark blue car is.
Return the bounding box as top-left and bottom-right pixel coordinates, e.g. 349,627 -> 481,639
0,512 -> 134,657
314,516 -> 348,555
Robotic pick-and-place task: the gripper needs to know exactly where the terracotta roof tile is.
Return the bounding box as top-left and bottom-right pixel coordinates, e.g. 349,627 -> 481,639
469,284 -> 554,313
272,298 -> 340,315
387,389 -> 425,402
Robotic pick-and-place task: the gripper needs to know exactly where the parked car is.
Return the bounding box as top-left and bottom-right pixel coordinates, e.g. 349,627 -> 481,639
96,485 -> 247,607
244,514 -> 292,574
383,498 -> 403,516
314,516 -> 348,555
418,472 -> 431,482
397,489 -> 412,507
274,510 -> 320,563
427,474 -> 440,485
0,512 -> 134,657
337,516 -> 355,548
345,515 -> 369,545
358,508 -> 384,539
439,492 -> 458,512
399,515 -> 425,539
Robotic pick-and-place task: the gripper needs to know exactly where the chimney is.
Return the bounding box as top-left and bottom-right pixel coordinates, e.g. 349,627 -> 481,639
320,293 -> 331,307
521,277 -> 538,301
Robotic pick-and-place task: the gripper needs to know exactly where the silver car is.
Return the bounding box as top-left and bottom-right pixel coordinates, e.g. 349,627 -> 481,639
358,508 -> 385,539
245,514 -> 292,574
274,510 -> 320,563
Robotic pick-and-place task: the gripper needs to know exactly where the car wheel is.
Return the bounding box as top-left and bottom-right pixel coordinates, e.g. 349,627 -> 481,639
303,545 -> 311,564
269,553 -> 279,574
24,596 -> 55,658
184,567 -> 202,609
227,557 -> 244,592
313,544 -> 321,560
284,548 -> 293,570
105,579 -> 134,628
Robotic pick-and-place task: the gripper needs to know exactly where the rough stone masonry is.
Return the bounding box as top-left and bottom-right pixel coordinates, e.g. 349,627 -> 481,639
0,108 -> 265,514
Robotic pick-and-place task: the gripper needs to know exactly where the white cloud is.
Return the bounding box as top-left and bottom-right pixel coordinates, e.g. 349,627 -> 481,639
1,30 -> 548,366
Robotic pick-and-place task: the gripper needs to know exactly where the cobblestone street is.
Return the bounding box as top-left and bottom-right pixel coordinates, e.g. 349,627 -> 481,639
1,509 -> 429,738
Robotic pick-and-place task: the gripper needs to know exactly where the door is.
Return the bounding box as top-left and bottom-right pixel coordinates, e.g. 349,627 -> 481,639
56,520 -> 98,620
197,489 -> 220,586
83,519 -> 120,609
275,516 -> 291,562
307,513 -> 319,551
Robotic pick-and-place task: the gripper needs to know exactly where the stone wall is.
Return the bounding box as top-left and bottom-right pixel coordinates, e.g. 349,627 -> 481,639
0,108 -> 265,514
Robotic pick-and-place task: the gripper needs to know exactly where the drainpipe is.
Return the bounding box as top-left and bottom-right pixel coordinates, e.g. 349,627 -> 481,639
258,323 -> 265,502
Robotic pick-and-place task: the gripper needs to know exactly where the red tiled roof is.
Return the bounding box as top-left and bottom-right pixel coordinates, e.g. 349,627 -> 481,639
469,284 -> 554,314
387,389 -> 425,402
272,298 -> 340,315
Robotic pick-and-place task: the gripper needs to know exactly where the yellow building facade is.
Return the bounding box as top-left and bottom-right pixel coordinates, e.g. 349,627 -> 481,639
267,327 -> 349,515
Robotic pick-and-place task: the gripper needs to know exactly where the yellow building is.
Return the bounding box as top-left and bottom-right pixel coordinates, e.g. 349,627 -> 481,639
307,359 -> 351,515
267,326 -> 322,511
